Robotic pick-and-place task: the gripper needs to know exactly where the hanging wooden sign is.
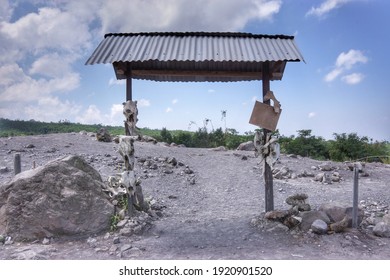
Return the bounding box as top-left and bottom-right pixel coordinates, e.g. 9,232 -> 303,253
249,101 -> 282,131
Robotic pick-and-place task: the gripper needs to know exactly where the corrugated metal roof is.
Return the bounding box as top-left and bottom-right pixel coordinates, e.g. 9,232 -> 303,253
85,32 -> 304,82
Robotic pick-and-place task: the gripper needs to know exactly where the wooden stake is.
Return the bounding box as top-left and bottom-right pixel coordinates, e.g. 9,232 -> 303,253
352,165 -> 359,228
262,62 -> 274,212
14,153 -> 21,175
125,72 -> 132,136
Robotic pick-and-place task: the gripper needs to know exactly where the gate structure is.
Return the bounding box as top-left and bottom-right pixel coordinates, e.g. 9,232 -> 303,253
86,32 -> 304,212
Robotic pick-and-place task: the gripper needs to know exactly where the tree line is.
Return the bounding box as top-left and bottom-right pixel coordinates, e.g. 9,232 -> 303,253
1,118 -> 388,163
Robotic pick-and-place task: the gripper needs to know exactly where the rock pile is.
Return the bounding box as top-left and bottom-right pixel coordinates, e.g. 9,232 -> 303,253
260,195 -> 366,235
136,156 -> 196,185
271,160 -> 343,183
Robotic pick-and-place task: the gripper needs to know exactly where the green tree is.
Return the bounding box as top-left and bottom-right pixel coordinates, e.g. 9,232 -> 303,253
160,127 -> 173,143
329,133 -> 369,161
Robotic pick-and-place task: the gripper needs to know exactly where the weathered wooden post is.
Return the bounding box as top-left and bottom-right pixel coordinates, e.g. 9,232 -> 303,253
352,164 -> 359,228
14,153 -> 21,175
262,62 -> 274,212
125,72 -> 132,136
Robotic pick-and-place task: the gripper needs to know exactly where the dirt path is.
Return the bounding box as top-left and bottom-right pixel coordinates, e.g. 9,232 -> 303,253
0,133 -> 389,259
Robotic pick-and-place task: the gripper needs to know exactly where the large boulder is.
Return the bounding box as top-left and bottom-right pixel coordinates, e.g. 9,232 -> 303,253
0,155 -> 114,241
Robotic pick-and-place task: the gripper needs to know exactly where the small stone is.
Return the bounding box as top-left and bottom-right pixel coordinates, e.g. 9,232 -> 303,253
116,219 -> 128,228
87,237 -> 97,247
163,168 -> 173,174
314,172 -> 324,182
329,216 -> 349,233
119,227 -> 133,237
184,166 -> 193,174
373,222 -> 390,238
167,157 -> 177,166
4,236 -> 13,245
109,245 -> 118,254
298,203 -> 311,212
0,167 -> 9,173
286,193 -> 308,206
25,144 -> 35,148
319,162 -> 332,171
121,244 -> 132,252
0,235 -> 5,244
42,237 -> 51,245
113,236 -> 120,244
311,219 -> 328,234
265,210 -> 290,221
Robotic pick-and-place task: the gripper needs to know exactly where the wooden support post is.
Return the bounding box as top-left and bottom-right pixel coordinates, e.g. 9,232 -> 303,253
126,75 -> 132,101
262,62 -> 274,212
352,165 -> 359,228
125,72 -> 132,135
14,153 -> 21,175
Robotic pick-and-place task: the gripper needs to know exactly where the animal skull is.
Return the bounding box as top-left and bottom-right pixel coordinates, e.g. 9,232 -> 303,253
123,100 -> 138,136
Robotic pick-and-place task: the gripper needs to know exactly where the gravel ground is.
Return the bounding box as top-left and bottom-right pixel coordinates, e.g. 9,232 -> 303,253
0,133 -> 389,260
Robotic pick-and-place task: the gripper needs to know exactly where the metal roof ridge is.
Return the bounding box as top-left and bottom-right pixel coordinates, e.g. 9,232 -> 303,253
104,32 -> 295,40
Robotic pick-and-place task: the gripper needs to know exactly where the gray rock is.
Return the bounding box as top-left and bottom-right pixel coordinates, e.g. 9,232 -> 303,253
285,193 -> 308,206
167,157 -> 177,166
42,237 -> 51,245
210,146 -> 227,151
373,222 -> 390,238
314,172 -> 325,182
96,128 -> 112,142
142,135 -> 157,143
0,167 -> 9,173
236,141 -> 255,151
274,166 -> 290,179
299,211 -> 330,231
382,214 -> 390,224
319,202 -> 364,227
311,219 -> 328,234
113,236 -> 121,244
0,155 -> 114,241
265,210 -> 291,221
319,162 -> 333,171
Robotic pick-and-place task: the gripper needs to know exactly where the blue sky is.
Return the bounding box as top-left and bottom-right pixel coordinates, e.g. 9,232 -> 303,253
0,0 -> 389,141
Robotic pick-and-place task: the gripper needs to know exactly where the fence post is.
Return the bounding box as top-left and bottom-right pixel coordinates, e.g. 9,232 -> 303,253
14,153 -> 21,175
352,164 -> 359,228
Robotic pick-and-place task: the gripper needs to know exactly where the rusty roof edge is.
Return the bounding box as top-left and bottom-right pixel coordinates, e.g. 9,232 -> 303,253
104,32 -> 295,40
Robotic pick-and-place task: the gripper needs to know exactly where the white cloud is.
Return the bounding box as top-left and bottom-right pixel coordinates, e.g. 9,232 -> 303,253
0,7 -> 92,56
98,0 -> 282,33
109,78 -> 126,86
166,107 -> 173,113
208,89 -> 216,93
324,68 -> 343,82
306,0 -> 351,18
308,112 -> 317,118
29,53 -> 76,79
172,99 -> 178,105
335,49 -> 368,69
76,105 -> 103,124
75,103 -> 125,126
341,73 -> 365,85
0,63 -> 80,103
0,0 -> 283,125
0,0 -> 14,22
138,99 -> 151,107
324,49 -> 368,84
251,96 -> 258,102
